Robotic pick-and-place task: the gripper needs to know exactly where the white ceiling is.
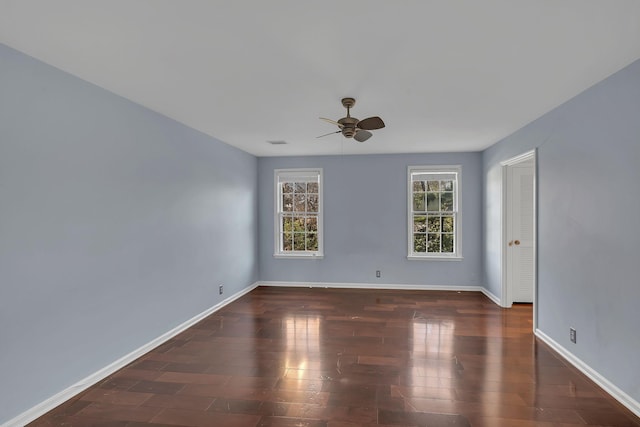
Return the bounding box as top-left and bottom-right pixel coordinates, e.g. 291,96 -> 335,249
1,1 -> 640,157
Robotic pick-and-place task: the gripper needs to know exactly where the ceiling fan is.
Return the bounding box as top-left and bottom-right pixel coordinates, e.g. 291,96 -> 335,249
318,97 -> 385,142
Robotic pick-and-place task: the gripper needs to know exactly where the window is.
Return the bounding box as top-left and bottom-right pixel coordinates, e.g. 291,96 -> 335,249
408,166 -> 461,259
274,169 -> 323,258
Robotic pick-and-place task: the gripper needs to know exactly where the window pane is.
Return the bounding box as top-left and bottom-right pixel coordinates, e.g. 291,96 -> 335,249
282,215 -> 293,232
413,193 -> 425,211
426,192 -> 439,211
293,233 -> 305,250
307,182 -> 318,193
294,194 -> 305,212
283,232 -> 293,251
413,234 -> 426,253
442,234 -> 454,253
306,233 -> 318,251
292,216 -> 305,231
295,182 -> 306,193
282,183 -> 293,193
427,216 -> 440,232
441,192 -> 453,211
442,180 -> 453,191
282,194 -> 293,212
307,194 -> 318,213
427,180 -> 440,191
412,180 -> 425,192
413,215 -> 426,232
442,215 -> 454,232
306,216 -> 318,232
427,233 -> 441,252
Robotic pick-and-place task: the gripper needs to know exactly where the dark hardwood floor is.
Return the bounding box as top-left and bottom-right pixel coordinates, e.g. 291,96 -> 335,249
29,287 -> 639,427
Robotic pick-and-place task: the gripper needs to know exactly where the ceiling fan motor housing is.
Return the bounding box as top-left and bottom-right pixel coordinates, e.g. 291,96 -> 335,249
342,128 -> 356,138
318,97 -> 384,141
338,116 -> 359,138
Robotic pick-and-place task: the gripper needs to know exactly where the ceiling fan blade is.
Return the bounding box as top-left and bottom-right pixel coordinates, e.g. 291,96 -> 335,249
357,116 -> 385,130
320,117 -> 343,128
354,129 -> 372,142
316,130 -> 341,139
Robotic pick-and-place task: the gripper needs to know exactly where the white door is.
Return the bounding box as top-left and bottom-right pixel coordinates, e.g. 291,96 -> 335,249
507,160 -> 534,303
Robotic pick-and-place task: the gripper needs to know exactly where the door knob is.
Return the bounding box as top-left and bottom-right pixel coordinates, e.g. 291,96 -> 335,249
514,240 -> 521,246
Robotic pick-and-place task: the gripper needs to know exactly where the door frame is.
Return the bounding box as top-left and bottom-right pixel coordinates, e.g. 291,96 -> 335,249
500,149 -> 537,330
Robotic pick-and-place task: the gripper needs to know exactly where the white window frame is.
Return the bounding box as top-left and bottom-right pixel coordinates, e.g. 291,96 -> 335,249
407,165 -> 462,260
274,168 -> 324,259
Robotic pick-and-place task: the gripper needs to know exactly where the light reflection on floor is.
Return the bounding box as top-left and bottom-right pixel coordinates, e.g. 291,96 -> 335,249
284,315 -> 322,381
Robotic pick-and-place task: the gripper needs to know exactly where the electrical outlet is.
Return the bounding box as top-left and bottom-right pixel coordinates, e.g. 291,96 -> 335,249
570,327 -> 576,343
376,270 -> 381,278
219,285 -> 224,295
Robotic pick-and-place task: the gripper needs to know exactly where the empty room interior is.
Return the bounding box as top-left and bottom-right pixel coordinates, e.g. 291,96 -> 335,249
1,2 -> 639,426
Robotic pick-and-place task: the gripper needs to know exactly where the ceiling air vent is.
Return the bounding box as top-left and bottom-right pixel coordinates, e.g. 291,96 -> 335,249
267,140 -> 287,145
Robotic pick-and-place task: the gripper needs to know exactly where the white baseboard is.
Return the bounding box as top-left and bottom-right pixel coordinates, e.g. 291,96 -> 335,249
258,280 -> 492,294
258,281 -> 503,307
535,329 -> 640,418
1,282 -> 259,427
480,287 -> 501,306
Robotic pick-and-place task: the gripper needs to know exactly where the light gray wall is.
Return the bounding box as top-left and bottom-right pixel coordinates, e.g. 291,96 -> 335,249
0,44 -> 258,423
258,152 -> 483,287
483,59 -> 640,403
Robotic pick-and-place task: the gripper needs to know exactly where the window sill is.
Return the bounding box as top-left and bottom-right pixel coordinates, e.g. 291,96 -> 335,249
407,255 -> 463,261
273,253 -> 324,260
